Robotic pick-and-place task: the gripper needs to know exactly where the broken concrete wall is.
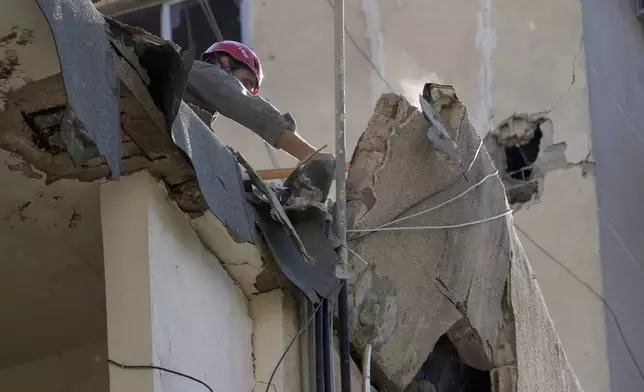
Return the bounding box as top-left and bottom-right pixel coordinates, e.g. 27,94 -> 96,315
345,86 -> 582,392
0,4 -> 319,392
91,2 -> 603,387
238,3 -> 603,390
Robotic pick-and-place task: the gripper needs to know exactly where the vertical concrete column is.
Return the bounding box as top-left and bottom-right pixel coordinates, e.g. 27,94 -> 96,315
101,172 -> 155,392
250,290 -> 302,392
101,171 -> 254,392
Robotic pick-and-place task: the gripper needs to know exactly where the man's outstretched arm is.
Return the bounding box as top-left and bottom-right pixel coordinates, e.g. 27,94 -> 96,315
275,131 -> 317,161
184,61 -> 323,161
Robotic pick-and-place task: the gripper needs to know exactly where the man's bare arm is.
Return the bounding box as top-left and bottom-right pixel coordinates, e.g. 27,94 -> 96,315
276,131 -> 316,161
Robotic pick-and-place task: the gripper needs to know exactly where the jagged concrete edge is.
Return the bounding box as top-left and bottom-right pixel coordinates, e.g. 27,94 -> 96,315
345,90 -> 584,392
508,220 -> 584,391
33,0 -> 255,243
30,0 -> 346,293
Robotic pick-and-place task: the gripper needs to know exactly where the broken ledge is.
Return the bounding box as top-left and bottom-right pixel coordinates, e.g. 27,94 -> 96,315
0,2 -> 256,242
0,1 -> 341,303
345,86 -> 583,392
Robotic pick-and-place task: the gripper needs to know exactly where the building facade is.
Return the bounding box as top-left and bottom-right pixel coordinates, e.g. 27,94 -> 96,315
1,0 -> 643,391
98,0 -> 644,391
238,2 -> 644,391
0,3 -> 365,392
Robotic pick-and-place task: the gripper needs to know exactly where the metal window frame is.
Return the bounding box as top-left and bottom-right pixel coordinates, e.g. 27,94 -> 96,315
160,0 -> 192,40
114,0 -> 247,53
240,0 -> 251,45
163,0 -> 248,44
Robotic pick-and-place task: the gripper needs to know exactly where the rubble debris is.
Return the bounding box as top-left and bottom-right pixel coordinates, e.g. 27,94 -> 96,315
0,0 -> 342,355
0,2 -> 252,242
234,149 -> 310,260
283,157 -> 335,206
22,105 -> 67,154
346,85 -> 582,392
419,90 -> 459,160
0,74 -> 200,210
60,107 -> 101,166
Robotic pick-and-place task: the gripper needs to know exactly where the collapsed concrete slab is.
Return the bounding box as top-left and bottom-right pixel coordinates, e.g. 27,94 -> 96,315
345,84 -> 583,392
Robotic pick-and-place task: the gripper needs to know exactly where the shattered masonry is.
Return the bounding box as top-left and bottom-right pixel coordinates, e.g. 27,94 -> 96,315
0,0 -> 341,304
345,85 -> 583,392
0,1 -> 586,391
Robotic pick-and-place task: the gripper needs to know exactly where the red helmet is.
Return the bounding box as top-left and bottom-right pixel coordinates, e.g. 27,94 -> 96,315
202,40 -> 264,95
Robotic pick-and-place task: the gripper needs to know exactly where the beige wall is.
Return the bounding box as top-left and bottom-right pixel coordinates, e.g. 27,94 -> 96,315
251,290 -> 302,392
0,0 -> 60,110
0,149 -> 107,369
0,0 -> 608,390
100,171 -> 316,392
101,171 -> 254,392
213,1 -> 607,391
0,0 -> 109,376
0,344 -> 109,392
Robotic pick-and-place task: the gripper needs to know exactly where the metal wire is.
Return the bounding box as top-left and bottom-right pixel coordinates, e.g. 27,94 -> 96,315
347,210 -> 512,233
347,139 -> 485,244
356,170 -> 500,232
264,300 -> 324,392
108,359 -> 214,392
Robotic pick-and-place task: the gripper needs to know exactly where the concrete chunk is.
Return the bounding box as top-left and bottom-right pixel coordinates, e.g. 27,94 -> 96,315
346,86 -> 583,392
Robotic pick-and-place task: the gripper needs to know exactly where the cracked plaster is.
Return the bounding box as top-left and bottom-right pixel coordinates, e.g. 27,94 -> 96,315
491,0 -> 590,164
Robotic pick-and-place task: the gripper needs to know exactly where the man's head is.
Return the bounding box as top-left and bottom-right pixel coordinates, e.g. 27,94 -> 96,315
201,41 -> 263,95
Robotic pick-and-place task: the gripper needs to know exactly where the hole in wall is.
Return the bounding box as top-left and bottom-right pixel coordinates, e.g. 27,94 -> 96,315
405,334 -> 491,392
504,125 -> 542,181
484,115 -> 552,207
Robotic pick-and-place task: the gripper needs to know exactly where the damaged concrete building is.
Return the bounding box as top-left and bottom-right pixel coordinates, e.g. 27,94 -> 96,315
1,1 -> 643,392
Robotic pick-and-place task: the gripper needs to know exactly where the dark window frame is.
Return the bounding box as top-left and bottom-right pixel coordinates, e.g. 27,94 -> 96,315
113,0 -> 242,59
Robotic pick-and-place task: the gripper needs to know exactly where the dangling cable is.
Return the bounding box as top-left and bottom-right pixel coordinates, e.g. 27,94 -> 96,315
265,300 -> 324,392
108,359 -> 214,392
